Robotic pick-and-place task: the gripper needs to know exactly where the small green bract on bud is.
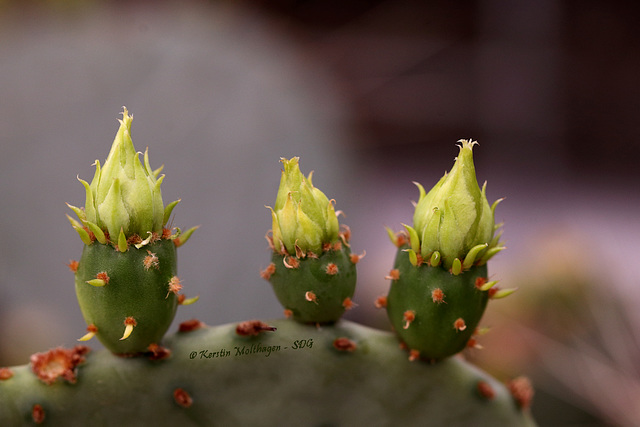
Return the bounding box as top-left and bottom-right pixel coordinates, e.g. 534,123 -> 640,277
268,157 -> 339,256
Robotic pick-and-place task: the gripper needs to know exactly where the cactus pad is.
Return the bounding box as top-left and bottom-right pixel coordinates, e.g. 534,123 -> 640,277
0,319 -> 536,426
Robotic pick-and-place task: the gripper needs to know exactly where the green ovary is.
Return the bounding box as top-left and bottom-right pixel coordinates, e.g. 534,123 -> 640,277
268,246 -> 357,324
386,246 -> 489,360
75,239 -> 178,354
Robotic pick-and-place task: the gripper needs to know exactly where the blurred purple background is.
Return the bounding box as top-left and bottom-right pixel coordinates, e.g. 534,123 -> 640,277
1,1 -> 639,425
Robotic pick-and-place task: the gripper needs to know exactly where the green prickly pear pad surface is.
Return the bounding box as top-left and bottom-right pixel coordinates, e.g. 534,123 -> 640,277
0,319 -> 536,426
268,246 -> 357,323
386,246 -> 489,360
75,238 -> 178,354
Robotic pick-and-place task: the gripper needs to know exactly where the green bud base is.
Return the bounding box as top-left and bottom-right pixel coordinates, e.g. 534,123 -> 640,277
268,247 -> 357,323
0,319 -> 535,426
387,247 -> 489,360
75,239 -> 178,354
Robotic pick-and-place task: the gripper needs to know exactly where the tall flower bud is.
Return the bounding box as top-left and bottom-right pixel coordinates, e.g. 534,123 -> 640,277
77,107 -> 164,240
412,139 -> 499,271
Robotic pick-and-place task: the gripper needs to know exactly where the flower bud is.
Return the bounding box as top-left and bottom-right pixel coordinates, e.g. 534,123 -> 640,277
73,107 -> 165,240
268,157 -> 339,255
412,140 -> 500,270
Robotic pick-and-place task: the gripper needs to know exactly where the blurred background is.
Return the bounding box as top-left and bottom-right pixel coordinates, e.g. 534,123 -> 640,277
1,0 -> 639,425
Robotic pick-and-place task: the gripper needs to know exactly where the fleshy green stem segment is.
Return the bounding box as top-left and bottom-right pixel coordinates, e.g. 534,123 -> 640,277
0,320 -> 536,426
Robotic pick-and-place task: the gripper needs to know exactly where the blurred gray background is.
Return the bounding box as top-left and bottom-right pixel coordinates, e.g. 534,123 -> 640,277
1,1 -> 639,425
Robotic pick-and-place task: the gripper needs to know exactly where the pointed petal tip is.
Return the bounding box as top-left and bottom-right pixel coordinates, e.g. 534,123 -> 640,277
120,317 -> 137,340
429,251 -> 441,267
173,225 -> 199,248
77,332 -> 96,342
86,278 -> 107,287
479,280 -> 499,291
451,258 -> 463,275
179,295 -> 200,306
120,325 -> 134,340
491,287 -> 518,299
117,228 -> 128,252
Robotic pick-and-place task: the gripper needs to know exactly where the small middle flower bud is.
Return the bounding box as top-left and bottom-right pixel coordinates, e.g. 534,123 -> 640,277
268,157 -> 340,256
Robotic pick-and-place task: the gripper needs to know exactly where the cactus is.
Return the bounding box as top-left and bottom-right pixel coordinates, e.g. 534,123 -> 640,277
0,319 -> 535,426
66,108 -> 197,355
383,140 -> 513,361
0,109 -> 536,425
262,157 -> 361,324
